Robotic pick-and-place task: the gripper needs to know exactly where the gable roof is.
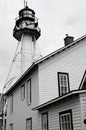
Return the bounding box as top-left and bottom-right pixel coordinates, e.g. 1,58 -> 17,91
5,63 -> 38,95
35,34 -> 86,64
79,70 -> 86,89
33,90 -> 86,110
5,34 -> 86,95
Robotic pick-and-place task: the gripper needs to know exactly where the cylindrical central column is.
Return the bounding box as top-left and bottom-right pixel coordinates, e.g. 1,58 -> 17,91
21,34 -> 34,74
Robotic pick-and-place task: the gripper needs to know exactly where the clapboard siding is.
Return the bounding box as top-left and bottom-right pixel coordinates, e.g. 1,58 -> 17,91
7,71 -> 39,130
39,39 -> 86,104
39,95 -> 82,130
79,93 -> 86,130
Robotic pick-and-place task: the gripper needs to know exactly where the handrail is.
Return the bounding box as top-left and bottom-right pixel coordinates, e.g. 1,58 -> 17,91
15,13 -> 38,23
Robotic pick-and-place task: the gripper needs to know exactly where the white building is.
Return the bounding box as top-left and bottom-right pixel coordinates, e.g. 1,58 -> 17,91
5,4 -> 86,130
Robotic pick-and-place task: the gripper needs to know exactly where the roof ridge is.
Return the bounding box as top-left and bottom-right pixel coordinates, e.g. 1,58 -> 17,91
35,34 -> 86,64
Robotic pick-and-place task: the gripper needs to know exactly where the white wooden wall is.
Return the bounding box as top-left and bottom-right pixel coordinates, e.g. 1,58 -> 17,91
79,92 -> 86,130
38,95 -> 83,130
38,39 -> 86,104
7,71 -> 39,130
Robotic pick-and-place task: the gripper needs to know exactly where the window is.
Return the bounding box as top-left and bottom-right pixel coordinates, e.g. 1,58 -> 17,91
26,80 -> 31,105
59,109 -> 73,130
26,118 -> 32,130
21,84 -> 25,100
4,119 -> 7,130
58,72 -> 70,96
0,119 -> 3,130
10,94 -> 13,114
42,112 -> 48,130
9,124 -> 13,130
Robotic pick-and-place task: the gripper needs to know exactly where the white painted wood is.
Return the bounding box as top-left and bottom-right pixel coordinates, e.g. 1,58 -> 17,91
6,71 -> 39,130
39,95 -> 82,130
38,39 -> 86,104
79,93 -> 86,130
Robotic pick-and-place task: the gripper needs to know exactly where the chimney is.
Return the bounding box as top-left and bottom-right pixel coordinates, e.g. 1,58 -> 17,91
64,34 -> 74,46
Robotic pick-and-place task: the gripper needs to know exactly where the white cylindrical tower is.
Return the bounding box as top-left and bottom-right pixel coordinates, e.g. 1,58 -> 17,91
13,5 -> 41,74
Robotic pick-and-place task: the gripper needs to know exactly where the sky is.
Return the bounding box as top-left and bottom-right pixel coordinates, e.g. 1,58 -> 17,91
0,0 -> 86,92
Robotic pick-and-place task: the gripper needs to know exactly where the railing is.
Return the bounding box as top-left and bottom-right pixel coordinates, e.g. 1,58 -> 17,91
15,13 -> 38,23
13,23 -> 41,36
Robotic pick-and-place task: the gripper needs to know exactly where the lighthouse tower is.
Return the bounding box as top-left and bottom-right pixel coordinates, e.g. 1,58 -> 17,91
13,2 -> 41,74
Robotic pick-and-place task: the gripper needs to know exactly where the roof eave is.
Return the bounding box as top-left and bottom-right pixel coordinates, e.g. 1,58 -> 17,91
33,90 -> 86,110
35,34 -> 86,64
5,63 -> 37,95
79,70 -> 86,89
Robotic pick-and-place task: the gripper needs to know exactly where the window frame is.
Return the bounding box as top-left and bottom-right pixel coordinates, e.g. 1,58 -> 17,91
9,123 -> 13,130
59,109 -> 73,130
26,118 -> 32,130
41,112 -> 49,130
0,118 -> 3,129
58,72 -> 70,96
26,79 -> 31,106
21,84 -> 25,101
10,94 -> 13,114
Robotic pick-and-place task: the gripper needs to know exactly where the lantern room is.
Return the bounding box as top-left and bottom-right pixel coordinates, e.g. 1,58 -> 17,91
13,6 -> 41,41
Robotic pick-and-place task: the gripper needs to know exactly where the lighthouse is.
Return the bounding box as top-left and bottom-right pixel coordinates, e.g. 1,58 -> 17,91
13,2 -> 41,74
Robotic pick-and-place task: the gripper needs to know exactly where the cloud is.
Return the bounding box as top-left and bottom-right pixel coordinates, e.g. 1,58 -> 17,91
65,16 -> 78,26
